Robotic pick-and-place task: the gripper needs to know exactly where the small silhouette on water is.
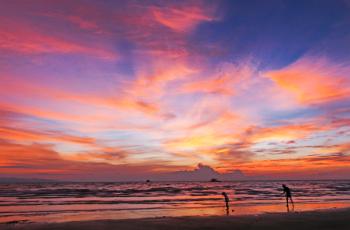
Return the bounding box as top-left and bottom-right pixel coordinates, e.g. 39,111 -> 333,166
222,192 -> 230,215
282,184 -> 294,211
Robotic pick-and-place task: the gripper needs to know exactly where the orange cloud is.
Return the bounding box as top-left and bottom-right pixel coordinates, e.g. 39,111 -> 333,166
247,123 -> 320,142
63,147 -> 127,163
163,108 -> 244,153
212,148 -> 350,178
265,57 -> 350,104
131,61 -> 198,91
165,133 -> 232,152
166,121 -> 319,158
0,140 -> 65,174
0,140 -> 180,181
0,126 -> 95,145
243,153 -> 350,173
181,78 -> 234,95
166,121 -> 328,167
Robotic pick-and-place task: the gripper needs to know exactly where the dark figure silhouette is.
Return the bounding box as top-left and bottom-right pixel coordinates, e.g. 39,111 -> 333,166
222,192 -> 230,215
282,184 -> 294,210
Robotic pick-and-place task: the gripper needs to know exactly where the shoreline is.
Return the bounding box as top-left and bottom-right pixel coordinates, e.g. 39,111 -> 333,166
1,201 -> 350,224
2,207 -> 350,230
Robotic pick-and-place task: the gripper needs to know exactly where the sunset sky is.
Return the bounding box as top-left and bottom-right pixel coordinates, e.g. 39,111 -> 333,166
1,0 -> 350,181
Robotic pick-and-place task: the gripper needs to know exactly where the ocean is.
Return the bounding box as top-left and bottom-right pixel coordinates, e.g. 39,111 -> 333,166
1,180 -> 350,223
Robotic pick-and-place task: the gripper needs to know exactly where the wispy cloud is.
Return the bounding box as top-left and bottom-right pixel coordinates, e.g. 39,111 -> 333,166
151,2 -> 218,32
265,56 -> 350,105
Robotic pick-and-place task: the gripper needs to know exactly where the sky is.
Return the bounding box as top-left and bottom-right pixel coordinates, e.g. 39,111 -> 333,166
1,0 -> 350,181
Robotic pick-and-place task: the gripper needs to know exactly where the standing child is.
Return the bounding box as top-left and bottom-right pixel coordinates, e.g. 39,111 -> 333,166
222,192 -> 230,215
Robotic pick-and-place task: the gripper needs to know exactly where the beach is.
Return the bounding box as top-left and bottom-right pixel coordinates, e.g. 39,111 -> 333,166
2,208 -> 350,230
1,181 -> 350,224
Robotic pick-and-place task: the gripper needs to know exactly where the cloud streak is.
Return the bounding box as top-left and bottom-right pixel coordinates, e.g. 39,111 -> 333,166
0,19 -> 117,59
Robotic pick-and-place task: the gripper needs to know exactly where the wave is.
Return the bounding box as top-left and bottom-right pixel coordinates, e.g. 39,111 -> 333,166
0,181 -> 349,204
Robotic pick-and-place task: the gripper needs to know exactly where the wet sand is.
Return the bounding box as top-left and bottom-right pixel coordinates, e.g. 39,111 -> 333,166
2,208 -> 350,230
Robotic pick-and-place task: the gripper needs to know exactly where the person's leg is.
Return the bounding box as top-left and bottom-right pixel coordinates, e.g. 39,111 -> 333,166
290,196 -> 294,206
286,196 -> 289,207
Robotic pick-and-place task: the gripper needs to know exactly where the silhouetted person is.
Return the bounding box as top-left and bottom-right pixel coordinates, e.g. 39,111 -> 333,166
282,184 -> 294,210
222,192 -> 230,215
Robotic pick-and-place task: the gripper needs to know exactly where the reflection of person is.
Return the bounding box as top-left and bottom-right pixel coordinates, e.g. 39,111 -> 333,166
222,192 -> 230,215
282,184 -> 294,209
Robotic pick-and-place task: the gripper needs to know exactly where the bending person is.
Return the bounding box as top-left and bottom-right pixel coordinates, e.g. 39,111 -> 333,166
282,184 -> 294,209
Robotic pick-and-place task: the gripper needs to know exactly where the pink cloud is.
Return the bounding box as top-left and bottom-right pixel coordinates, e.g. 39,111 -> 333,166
0,18 -> 117,59
0,75 -> 162,118
151,3 -> 217,32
